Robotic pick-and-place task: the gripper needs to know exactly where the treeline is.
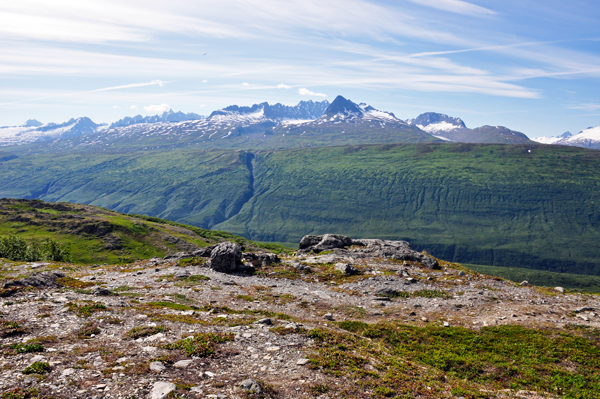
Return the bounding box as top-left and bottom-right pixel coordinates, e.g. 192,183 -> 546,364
0,235 -> 71,262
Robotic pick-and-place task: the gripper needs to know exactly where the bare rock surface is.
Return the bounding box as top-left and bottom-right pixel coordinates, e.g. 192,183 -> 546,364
0,236 -> 598,398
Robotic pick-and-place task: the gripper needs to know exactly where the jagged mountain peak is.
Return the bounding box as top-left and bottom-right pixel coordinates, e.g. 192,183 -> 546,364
109,110 -> 204,129
323,95 -> 364,117
406,112 -> 466,133
208,100 -> 330,122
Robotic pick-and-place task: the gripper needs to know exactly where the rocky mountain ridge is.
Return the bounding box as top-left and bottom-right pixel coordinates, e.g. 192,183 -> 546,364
1,232 -> 599,398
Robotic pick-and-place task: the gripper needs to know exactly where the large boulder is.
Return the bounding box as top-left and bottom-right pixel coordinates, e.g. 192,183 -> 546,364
3,271 -> 65,289
208,242 -> 242,273
298,234 -> 353,254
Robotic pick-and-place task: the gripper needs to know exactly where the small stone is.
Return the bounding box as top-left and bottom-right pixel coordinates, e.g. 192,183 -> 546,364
204,371 -> 215,378
174,359 -> 193,368
520,281 -> 529,286
146,333 -> 165,342
256,318 -> 272,325
266,346 -> 281,352
150,362 -> 166,372
324,313 -> 334,321
457,271 -> 466,276
92,287 -> 111,296
142,346 -> 158,353
150,381 -> 176,399
420,317 -> 428,322
61,368 -> 76,376
554,287 -> 565,293
443,322 -> 450,327
334,263 -> 360,276
190,387 -> 203,393
96,384 -> 107,390
297,358 -> 310,365
174,269 -> 190,279
30,355 -> 45,363
240,379 -> 263,394
577,314 -> 590,322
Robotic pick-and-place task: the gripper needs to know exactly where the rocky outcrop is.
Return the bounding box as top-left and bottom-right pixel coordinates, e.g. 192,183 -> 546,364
299,235 -> 440,269
208,242 -> 243,273
243,252 -> 280,267
3,271 -> 65,289
298,234 -> 353,254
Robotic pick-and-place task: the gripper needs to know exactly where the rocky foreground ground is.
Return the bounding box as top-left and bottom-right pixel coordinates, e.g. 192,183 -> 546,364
1,235 -> 599,399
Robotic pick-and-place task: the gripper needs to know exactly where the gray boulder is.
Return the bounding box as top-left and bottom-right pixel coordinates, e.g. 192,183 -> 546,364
173,269 -> 191,279
298,234 -> 353,254
91,287 -> 111,296
192,246 -> 216,258
242,252 -> 280,267
208,242 -> 242,273
240,379 -> 262,394
334,263 -> 360,275
3,271 -> 65,289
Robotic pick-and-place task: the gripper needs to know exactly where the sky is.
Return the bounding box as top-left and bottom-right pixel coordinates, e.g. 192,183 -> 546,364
1,0 -> 599,137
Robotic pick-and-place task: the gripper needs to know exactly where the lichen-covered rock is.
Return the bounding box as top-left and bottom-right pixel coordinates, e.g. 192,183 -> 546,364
208,241 -> 242,273
335,262 -> 360,275
298,234 -> 353,253
3,271 -> 65,289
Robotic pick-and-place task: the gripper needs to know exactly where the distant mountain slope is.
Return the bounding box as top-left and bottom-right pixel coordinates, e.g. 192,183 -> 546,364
1,143 -> 600,275
439,125 -> 532,144
407,112 -> 532,144
0,117 -> 104,146
109,110 -> 204,129
531,131 -> 573,145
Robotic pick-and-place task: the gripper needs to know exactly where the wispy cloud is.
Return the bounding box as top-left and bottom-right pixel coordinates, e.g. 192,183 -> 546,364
406,0 -> 496,16
277,84 -> 292,89
299,88 -> 327,97
0,79 -> 171,106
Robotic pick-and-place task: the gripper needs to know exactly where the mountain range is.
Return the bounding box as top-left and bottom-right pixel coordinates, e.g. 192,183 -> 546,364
3,96 -> 599,150
0,96 -> 541,149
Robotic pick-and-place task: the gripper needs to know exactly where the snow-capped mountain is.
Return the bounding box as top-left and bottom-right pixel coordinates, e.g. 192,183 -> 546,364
406,112 -> 466,134
531,132 -> 572,145
109,110 -> 204,129
0,117 -> 104,147
549,126 -> 600,149
316,96 -> 401,123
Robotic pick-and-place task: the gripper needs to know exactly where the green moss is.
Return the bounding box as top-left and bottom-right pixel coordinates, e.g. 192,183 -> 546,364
126,326 -> 165,339
23,361 -> 50,375
163,332 -> 234,357
148,301 -> 194,311
68,302 -> 108,317
9,343 -> 44,353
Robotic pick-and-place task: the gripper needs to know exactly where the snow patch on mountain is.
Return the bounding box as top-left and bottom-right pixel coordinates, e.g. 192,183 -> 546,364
0,117 -> 102,147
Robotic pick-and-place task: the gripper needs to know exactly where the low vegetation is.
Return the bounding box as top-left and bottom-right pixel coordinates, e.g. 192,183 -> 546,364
306,321 -> 600,398
0,234 -> 70,262
163,332 -> 235,357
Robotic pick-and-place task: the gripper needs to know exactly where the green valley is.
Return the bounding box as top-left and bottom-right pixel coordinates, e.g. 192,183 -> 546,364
1,143 -> 599,274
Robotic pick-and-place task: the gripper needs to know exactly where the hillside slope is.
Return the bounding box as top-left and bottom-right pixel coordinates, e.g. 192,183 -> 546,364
0,199 -> 282,264
1,144 -> 599,274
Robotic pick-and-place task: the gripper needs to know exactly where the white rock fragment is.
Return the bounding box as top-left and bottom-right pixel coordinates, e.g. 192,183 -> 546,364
150,381 -> 176,399
150,362 -> 166,372
174,359 -> 193,368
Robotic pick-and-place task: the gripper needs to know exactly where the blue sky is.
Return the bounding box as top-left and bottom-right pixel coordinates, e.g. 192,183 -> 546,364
1,0 -> 599,137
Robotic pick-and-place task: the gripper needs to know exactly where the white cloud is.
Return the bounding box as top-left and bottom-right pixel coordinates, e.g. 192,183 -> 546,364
277,83 -> 292,89
130,105 -> 138,110
242,82 -> 251,86
199,104 -> 206,108
112,105 -> 120,108
143,104 -> 170,114
298,88 -> 327,97
202,80 -> 208,83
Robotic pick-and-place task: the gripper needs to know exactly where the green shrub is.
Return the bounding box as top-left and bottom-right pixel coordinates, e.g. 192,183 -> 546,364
0,235 -> 70,262
164,332 -> 234,357
126,326 -> 165,339
23,362 -> 50,375
10,343 -> 44,353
